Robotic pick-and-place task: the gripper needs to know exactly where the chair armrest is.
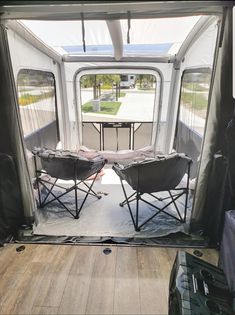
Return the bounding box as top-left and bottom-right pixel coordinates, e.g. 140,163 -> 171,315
112,163 -> 126,181
91,155 -> 107,164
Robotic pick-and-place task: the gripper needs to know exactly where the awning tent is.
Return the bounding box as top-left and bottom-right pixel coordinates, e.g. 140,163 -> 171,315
0,1 -> 234,246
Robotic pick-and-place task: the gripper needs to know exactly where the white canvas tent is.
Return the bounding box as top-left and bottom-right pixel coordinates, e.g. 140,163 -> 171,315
0,1 -> 234,247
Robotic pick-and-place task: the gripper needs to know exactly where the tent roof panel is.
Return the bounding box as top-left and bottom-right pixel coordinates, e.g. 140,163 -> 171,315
20,16 -> 202,57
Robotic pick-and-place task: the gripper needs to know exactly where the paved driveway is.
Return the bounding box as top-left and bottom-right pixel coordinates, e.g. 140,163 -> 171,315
117,90 -> 155,121
81,88 -> 155,122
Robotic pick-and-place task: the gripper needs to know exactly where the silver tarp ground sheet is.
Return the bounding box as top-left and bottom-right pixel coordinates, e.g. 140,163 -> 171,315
33,168 -> 192,239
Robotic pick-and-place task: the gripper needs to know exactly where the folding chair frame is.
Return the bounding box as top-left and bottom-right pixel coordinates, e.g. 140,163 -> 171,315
119,161 -> 191,231
33,155 -> 102,219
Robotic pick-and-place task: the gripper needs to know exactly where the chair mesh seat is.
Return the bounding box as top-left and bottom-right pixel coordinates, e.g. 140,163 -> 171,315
35,148 -> 105,180
114,153 -> 191,193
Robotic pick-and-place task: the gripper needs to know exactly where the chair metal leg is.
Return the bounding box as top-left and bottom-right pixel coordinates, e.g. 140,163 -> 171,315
119,179 -> 137,230
33,155 -> 42,207
137,197 -> 163,229
40,178 -> 58,207
82,181 -> 101,198
120,189 -> 187,231
169,191 -> 183,222
184,188 -> 189,222
35,169 -> 102,219
148,192 -> 171,202
39,180 -> 77,218
74,180 -> 79,219
75,181 -> 101,199
135,192 -> 140,231
183,162 -> 191,222
36,172 -> 42,207
35,172 -> 59,208
75,171 -> 100,218
119,191 -> 137,207
39,179 -> 71,207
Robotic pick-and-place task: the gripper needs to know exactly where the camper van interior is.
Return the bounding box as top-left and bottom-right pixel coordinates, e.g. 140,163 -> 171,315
0,1 -> 235,314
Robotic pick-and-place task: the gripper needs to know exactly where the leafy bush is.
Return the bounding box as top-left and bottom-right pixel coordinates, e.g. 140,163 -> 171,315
18,91 -> 54,106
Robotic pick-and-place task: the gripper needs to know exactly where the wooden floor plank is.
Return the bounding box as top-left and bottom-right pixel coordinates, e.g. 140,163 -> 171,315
1,260 -> 49,314
0,244 -> 219,315
85,246 -> 117,315
32,244 -> 60,264
114,247 -> 141,315
69,245 -> 98,276
58,246 -> 98,314
34,245 -> 77,308
31,306 -> 59,314
0,244 -> 38,275
0,245 -> 18,275
137,247 -> 168,315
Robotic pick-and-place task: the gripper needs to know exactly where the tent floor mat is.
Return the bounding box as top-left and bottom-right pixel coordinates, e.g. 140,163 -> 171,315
31,168 -> 194,240
13,229 -> 210,247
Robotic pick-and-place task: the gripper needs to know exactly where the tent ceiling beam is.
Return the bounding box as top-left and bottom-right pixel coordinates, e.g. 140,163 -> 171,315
0,1 -> 228,20
106,20 -> 123,61
62,55 -> 171,63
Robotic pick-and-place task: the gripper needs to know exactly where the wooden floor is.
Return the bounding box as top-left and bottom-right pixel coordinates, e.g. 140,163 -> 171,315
0,244 -> 218,315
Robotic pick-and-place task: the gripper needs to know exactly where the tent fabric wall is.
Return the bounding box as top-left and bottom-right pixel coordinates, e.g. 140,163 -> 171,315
7,27 -> 66,149
165,20 -> 218,154
0,154 -> 23,238
191,8 -> 235,242
0,24 -> 35,236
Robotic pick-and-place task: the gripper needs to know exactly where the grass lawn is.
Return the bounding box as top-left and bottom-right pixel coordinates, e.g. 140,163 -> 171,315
137,87 -> 155,91
82,101 -> 121,115
100,91 -> 126,100
181,91 -> 208,110
182,82 -> 208,92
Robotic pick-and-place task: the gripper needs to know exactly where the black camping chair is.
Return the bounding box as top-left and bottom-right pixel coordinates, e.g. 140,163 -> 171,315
33,148 -> 106,219
112,153 -> 192,231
